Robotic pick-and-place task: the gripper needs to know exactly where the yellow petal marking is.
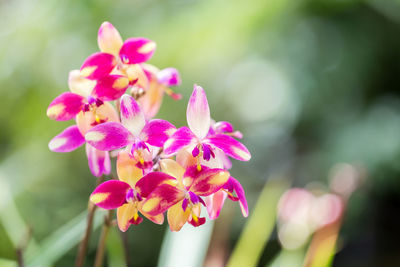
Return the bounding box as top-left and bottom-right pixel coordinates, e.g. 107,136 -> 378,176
90,192 -> 110,204
113,77 -> 129,90
142,197 -> 161,213
209,171 -> 230,185
47,104 -> 65,118
48,137 -> 67,150
233,147 -> 251,161
85,131 -> 105,142
138,41 -> 156,54
80,66 -> 97,78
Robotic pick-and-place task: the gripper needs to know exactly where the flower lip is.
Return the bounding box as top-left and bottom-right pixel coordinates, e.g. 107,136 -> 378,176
126,188 -> 135,202
126,187 -> 142,203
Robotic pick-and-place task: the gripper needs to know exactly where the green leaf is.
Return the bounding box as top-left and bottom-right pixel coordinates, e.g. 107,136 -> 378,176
0,223 -> 17,261
227,177 -> 290,267
26,209 -> 105,267
106,227 -> 126,267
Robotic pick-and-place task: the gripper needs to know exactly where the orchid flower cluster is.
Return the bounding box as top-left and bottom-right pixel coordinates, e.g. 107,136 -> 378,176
47,22 -> 251,232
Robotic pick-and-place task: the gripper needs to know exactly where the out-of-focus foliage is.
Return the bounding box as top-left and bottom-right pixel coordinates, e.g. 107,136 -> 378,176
1,0 -> 400,266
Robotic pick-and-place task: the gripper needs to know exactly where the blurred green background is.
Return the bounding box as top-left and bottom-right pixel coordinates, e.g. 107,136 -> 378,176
1,0 -> 400,266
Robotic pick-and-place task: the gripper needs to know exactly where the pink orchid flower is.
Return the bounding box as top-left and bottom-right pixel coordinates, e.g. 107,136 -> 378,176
47,70 -> 126,132
90,151 -> 174,231
140,159 -> 230,231
175,149 -> 248,220
85,94 -> 175,168
164,85 -> 251,170
47,70 -> 122,177
139,64 -> 182,119
205,177 -> 249,220
80,22 -> 156,91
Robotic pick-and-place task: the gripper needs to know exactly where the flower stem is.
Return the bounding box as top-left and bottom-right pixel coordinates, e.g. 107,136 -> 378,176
94,209 -> 114,267
75,176 -> 104,267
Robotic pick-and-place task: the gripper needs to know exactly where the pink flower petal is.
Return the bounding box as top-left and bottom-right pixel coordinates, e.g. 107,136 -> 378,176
184,166 -> 229,196
139,209 -> 165,225
98,21 -> 123,56
86,143 -> 111,177
90,180 -> 130,209
205,191 -> 228,220
140,119 -> 176,147
225,177 -> 248,217
141,184 -> 185,216
163,127 -> 197,156
68,70 -> 95,97
120,94 -> 146,136
124,64 -> 150,90
119,37 -> 156,64
47,92 -> 85,121
135,172 -> 177,198
80,52 -> 117,80
139,77 -> 164,119
91,75 -> 129,101
85,122 -> 133,151
205,134 -> 251,161
48,125 -> 85,153
186,85 -> 210,139
188,215 -> 206,227
157,68 -> 181,87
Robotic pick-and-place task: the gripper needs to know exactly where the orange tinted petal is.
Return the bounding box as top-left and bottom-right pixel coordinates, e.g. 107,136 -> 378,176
160,159 -> 185,186
117,202 -> 136,232
117,151 -> 143,187
76,102 -> 119,135
167,201 -> 191,232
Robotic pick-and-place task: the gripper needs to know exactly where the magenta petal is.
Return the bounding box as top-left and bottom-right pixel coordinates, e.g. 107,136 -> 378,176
91,75 -> 129,101
140,119 -> 176,147
135,172 -> 177,198
187,85 -> 210,139
184,166 -> 229,196
163,127 -> 197,156
157,68 -> 181,87
225,177 -> 249,217
182,198 -> 189,211
47,92 -> 85,121
90,180 -> 130,209
120,94 -> 145,136
85,122 -> 134,151
119,38 -> 156,64
80,52 -> 116,80
86,143 -> 111,177
48,125 -> 85,152
214,121 -> 233,133
188,216 -> 206,227
141,184 -> 184,216
206,134 -> 251,161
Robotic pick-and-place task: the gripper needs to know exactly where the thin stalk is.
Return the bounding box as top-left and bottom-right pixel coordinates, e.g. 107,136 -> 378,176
94,210 -> 114,267
75,176 -> 105,267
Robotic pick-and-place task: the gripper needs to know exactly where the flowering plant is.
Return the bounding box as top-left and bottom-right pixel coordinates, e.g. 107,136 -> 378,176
47,21 -> 251,265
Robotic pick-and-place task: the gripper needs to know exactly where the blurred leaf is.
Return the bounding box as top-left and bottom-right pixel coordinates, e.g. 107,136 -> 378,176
26,209 -> 105,267
106,227 -> 126,267
227,177 -> 290,267
0,223 -> 16,261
